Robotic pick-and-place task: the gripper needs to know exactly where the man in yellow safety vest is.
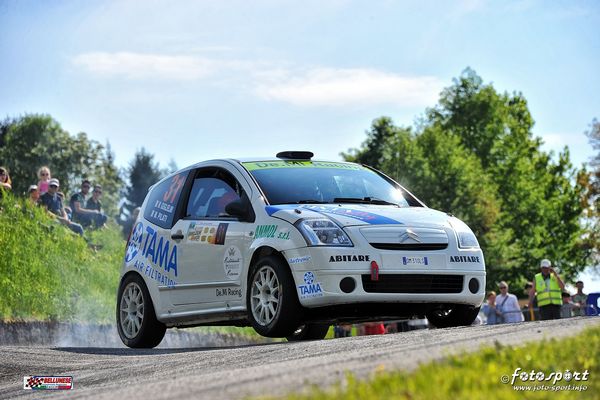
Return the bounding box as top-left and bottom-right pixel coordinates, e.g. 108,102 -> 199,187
529,259 -> 565,320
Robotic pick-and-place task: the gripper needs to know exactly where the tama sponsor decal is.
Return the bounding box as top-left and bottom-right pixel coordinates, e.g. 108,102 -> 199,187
216,287 -> 243,298
298,271 -> 323,299
329,255 -> 370,262
450,255 -> 481,263
24,376 -> 73,390
125,222 -> 178,278
288,255 -> 311,265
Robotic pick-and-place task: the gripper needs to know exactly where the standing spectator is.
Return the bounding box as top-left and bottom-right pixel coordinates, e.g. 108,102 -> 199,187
28,185 -> 40,205
86,185 -> 108,228
37,166 -> 52,195
333,324 -> 352,338
70,180 -> 102,228
0,166 -> 12,194
572,281 -> 588,317
561,292 -> 575,318
482,291 -> 501,325
40,178 -> 84,236
522,282 -> 540,321
529,259 -> 565,320
496,282 -> 524,323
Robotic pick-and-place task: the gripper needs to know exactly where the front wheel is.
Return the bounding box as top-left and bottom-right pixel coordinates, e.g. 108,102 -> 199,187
426,304 -> 480,328
116,274 -> 166,348
247,255 -> 301,337
286,323 -> 330,341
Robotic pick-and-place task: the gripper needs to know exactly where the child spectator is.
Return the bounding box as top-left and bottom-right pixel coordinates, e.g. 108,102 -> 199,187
86,185 -> 108,228
40,178 -> 84,236
561,292 -> 575,318
482,291 -> 501,324
37,166 -> 51,195
0,166 -> 12,193
28,184 -> 40,205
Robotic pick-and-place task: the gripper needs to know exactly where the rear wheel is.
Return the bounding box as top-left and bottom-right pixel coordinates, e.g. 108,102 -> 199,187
426,304 -> 480,328
247,255 -> 301,337
286,323 -> 330,341
116,274 -> 166,348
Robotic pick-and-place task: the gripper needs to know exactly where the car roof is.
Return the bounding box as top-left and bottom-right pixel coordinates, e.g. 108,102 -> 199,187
183,157 -> 361,170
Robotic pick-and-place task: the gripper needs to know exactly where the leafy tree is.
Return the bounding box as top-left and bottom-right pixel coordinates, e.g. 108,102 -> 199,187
342,69 -> 591,290
122,148 -> 163,217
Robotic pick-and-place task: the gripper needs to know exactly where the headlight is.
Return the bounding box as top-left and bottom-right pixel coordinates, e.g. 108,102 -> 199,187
449,218 -> 480,249
294,218 -> 353,247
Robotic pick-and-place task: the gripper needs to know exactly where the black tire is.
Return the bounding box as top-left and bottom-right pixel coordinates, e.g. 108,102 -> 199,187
116,273 -> 166,348
286,323 -> 330,341
426,304 -> 481,328
247,255 -> 302,338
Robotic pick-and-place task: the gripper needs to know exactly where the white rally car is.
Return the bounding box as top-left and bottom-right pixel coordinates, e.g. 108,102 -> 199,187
117,151 -> 485,348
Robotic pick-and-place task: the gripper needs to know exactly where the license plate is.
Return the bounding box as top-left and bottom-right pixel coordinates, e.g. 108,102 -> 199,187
402,256 -> 428,266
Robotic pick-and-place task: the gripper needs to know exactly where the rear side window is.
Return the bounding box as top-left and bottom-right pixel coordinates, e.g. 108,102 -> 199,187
144,172 -> 188,228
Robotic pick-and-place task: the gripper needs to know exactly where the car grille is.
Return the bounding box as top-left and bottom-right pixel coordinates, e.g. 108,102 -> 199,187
369,243 -> 448,251
361,274 -> 464,293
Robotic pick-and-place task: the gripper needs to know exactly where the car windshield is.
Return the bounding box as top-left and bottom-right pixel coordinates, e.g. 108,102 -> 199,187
242,160 -> 420,207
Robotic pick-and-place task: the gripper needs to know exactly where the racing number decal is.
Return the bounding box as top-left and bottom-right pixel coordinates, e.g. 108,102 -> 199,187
163,174 -> 185,204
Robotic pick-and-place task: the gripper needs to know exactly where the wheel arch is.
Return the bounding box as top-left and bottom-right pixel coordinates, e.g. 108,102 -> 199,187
246,245 -> 289,284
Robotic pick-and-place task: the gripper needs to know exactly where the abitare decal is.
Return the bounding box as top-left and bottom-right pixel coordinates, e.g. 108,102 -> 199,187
126,222 -> 178,288
187,222 -> 228,245
450,255 -> 481,263
297,271 -> 323,299
223,245 -> 243,280
328,255 -> 370,262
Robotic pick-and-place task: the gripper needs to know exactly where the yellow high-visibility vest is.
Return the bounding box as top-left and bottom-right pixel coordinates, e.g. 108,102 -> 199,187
535,273 -> 562,306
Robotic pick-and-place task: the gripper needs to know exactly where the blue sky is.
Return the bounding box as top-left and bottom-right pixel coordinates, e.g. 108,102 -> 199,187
1,0 -> 599,289
1,0 -> 598,171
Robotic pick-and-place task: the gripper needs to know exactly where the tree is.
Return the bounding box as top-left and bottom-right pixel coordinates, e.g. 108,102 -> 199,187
342,69 -> 591,290
123,148 -> 163,215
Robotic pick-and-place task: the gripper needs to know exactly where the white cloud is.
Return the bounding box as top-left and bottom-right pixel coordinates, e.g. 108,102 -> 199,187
255,68 -> 444,107
72,52 -> 217,80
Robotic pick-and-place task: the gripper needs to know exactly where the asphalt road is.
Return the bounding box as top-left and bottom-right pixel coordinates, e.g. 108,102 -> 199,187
1,317 -> 598,400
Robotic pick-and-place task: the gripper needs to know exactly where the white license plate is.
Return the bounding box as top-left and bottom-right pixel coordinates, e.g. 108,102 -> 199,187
402,256 -> 429,266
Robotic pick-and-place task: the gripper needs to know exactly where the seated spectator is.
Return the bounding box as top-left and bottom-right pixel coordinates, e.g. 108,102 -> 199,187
572,281 -> 587,317
40,178 -> 84,236
70,180 -> 104,228
86,185 -> 108,228
0,166 -> 12,194
28,185 -> 40,205
37,166 -> 52,195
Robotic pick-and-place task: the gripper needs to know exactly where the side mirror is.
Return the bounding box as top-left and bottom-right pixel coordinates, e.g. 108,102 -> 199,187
225,196 -> 255,222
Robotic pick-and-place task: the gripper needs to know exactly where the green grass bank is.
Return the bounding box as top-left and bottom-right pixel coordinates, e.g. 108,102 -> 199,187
266,325 -> 599,400
0,194 -> 123,322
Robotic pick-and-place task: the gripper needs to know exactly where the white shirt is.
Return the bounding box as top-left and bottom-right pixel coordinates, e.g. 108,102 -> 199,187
495,293 -> 524,323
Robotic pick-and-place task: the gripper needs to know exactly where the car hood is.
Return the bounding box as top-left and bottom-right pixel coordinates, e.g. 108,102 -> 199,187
264,204 -> 453,229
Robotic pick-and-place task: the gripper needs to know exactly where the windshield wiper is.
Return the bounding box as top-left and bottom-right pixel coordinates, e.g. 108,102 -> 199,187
333,197 -> 400,207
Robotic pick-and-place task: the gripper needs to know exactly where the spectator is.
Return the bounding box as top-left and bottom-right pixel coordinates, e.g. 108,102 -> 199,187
28,185 -> 40,205
359,322 -> 385,335
522,282 -> 540,321
529,259 -> 565,320
40,178 -> 84,236
37,166 -> 51,195
482,291 -> 501,324
333,324 -> 352,338
561,292 -> 575,318
572,281 -> 587,317
86,185 -> 108,228
496,281 -> 524,323
0,166 -> 12,193
70,180 -> 103,228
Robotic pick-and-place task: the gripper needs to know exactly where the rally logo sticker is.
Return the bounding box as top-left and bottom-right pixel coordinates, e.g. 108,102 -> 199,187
124,222 -> 144,263
223,245 -> 242,280
288,255 -> 311,265
23,376 -> 73,390
187,222 -> 228,245
298,271 -> 323,299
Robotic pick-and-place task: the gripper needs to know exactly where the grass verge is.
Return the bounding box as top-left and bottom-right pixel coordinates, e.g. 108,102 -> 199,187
265,325 -> 599,400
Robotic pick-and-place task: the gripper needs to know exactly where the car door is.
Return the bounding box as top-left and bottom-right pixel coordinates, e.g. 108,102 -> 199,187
169,163 -> 254,313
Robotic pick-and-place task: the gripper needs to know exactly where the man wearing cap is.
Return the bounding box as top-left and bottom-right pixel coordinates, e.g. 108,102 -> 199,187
529,259 -> 565,320
40,178 -> 84,236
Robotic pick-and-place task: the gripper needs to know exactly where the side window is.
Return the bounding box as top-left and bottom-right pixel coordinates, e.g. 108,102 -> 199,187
185,169 -> 243,219
144,172 -> 188,228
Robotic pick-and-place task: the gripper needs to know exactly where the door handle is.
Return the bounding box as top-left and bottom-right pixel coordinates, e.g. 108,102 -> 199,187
171,232 -> 184,240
